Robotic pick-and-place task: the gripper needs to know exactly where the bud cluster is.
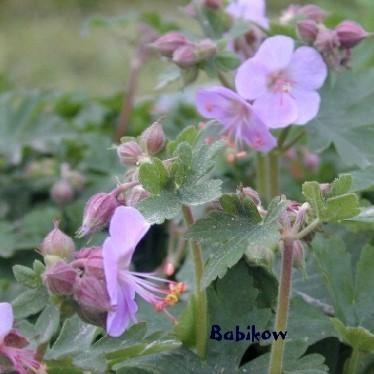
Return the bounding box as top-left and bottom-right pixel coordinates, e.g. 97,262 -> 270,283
151,31 -> 217,68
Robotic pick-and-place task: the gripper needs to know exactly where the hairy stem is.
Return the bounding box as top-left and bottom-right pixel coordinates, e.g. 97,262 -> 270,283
344,347 -> 361,374
268,238 -> 294,374
256,152 -> 269,202
182,205 -> 208,358
269,151 -> 280,199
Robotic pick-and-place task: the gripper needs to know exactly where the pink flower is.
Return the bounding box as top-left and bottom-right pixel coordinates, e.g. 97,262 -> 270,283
235,35 -> 327,128
196,86 -> 276,152
103,207 -> 184,337
0,303 -> 45,374
226,0 -> 269,29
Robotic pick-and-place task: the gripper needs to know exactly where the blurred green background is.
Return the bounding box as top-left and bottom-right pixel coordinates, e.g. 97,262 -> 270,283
1,0 -> 372,95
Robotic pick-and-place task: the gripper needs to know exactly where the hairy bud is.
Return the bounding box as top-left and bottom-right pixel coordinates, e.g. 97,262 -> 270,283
241,186 -> 261,206
140,122 -> 166,155
50,179 -> 74,205
195,39 -> 217,60
293,240 -> 305,269
298,4 -> 327,22
172,44 -> 198,68
335,21 -> 368,49
117,141 -> 143,166
151,32 -> 189,57
43,261 -> 77,296
126,185 -> 149,207
61,163 -> 85,191
297,20 -> 319,42
41,221 -> 75,260
72,247 -> 104,279
77,190 -> 121,237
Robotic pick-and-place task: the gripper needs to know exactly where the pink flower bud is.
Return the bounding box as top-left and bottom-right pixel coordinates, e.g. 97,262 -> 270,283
241,186 -> 261,206
172,44 -> 198,68
61,164 -> 85,191
77,190 -> 121,237
140,122 -> 166,155
195,39 -> 217,60
335,21 -> 368,49
303,150 -> 320,171
41,221 -> 75,259
319,183 -> 331,195
50,179 -> 74,205
126,185 -> 149,207
292,240 -> 305,269
151,31 -> 189,57
314,26 -> 339,54
298,4 -> 327,22
4,330 -> 28,348
117,141 -> 143,166
297,20 -> 319,42
72,246 -> 104,279
204,0 -> 222,10
43,261 -> 77,295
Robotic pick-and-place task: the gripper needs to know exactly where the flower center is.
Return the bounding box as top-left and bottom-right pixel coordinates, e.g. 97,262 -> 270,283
268,72 -> 293,93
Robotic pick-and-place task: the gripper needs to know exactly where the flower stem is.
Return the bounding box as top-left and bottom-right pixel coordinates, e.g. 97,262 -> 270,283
269,151 -> 280,199
344,347 -> 361,374
296,218 -> 320,239
182,205 -> 208,358
268,238 -> 294,374
256,152 -> 269,202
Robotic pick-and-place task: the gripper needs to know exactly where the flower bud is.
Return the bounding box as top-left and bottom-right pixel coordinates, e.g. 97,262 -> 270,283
77,190 -> 121,237
4,330 -> 29,348
43,261 -> 77,296
126,185 -> 149,207
50,179 -> 74,205
298,4 -> 327,22
61,163 -> 85,191
151,32 -> 189,57
297,20 -> 319,42
117,141 -> 143,166
314,26 -> 339,53
335,21 -> 368,49
204,0 -> 222,9
195,39 -> 217,60
241,186 -> 261,206
292,240 -> 305,269
303,150 -> 320,171
319,183 -> 331,195
172,44 -> 198,68
140,122 -> 166,155
72,247 -> 104,279
41,221 -> 75,260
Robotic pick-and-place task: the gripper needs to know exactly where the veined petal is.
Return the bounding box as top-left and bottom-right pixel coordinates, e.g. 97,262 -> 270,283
109,206 -> 150,264
106,283 -> 137,337
293,88 -> 321,125
0,302 -> 13,343
253,92 -> 298,128
103,237 -> 119,307
235,59 -> 269,100
287,46 -> 327,90
253,35 -> 294,71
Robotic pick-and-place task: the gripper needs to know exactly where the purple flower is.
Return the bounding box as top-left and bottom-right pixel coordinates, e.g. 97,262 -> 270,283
195,86 -> 276,153
226,0 -> 269,29
0,303 -> 45,374
235,35 -> 327,128
103,206 -> 182,337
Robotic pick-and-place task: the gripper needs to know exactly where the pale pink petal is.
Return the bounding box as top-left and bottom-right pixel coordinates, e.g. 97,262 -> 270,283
109,206 -> 150,261
103,237 -> 119,307
253,92 -> 298,128
195,87 -> 243,121
235,59 -> 269,100
226,0 -> 269,28
0,302 -> 13,342
292,88 -> 321,125
253,35 -> 294,71
242,114 -> 277,152
287,46 -> 327,90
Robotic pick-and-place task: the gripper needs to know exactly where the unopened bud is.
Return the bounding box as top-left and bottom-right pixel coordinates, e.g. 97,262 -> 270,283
195,39 -> 217,60
72,247 -> 104,279
292,240 -> 305,269
140,122 -> 166,155
314,26 -> 339,53
298,4 -> 327,22
151,32 -> 189,57
41,221 -> 75,259
173,44 -> 198,68
241,186 -> 261,206
117,141 -> 143,166
319,183 -> 331,195
297,20 -> 319,42
204,0 -> 222,9
77,190 -> 121,237
50,179 -> 74,205
126,185 -> 149,207
303,150 -> 320,171
61,164 -> 85,191
335,21 -> 368,49
43,261 -> 77,296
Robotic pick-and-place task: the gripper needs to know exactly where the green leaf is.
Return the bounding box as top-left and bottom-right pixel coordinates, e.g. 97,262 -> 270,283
345,206 -> 374,223
12,288 -> 49,319
331,318 -> 374,352
187,195 -> 284,288
45,315 -> 97,360
139,158 -> 169,194
0,221 -> 17,258
178,179 -> 222,205
13,265 -> 39,288
302,181 -> 325,218
307,69 -> 374,168
35,305 -> 60,344
350,166 -> 374,192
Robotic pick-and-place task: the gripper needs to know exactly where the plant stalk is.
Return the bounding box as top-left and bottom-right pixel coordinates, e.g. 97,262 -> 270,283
268,238 -> 294,374
256,152 -> 269,202
269,151 -> 280,199
182,205 -> 208,358
344,347 -> 361,374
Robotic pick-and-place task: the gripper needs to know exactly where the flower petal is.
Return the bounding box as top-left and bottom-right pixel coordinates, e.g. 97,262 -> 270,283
103,237 -> 119,307
242,114 -> 277,152
0,302 -> 13,342
253,92 -> 298,128
287,46 -> 327,90
254,35 -> 295,71
293,88 -> 321,125
109,206 -> 150,262
226,0 -> 269,28
235,59 -> 269,100
106,283 -> 137,337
